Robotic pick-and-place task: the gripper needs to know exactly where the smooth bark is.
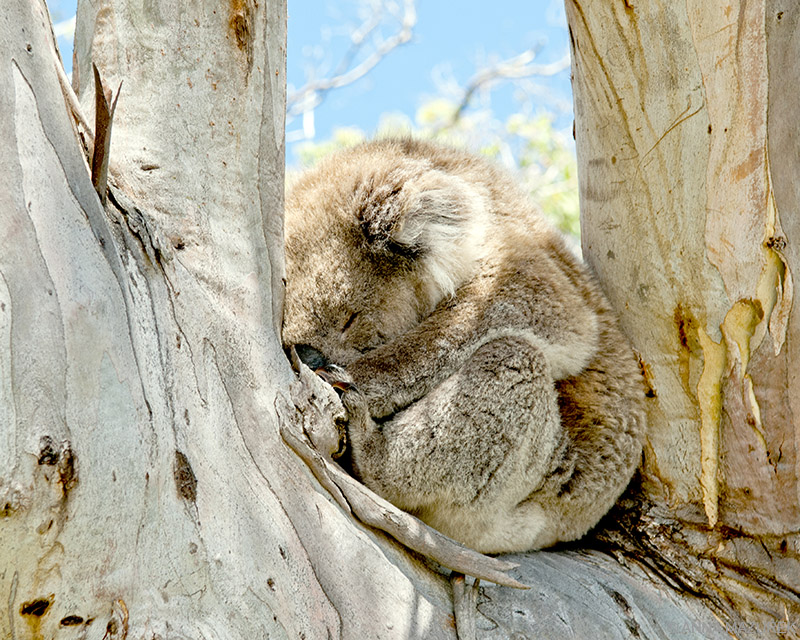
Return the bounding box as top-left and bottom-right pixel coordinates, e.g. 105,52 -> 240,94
1,0 -> 458,636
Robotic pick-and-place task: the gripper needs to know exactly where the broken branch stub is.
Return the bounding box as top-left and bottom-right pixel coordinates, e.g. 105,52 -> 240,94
451,572 -> 481,640
90,64 -> 121,205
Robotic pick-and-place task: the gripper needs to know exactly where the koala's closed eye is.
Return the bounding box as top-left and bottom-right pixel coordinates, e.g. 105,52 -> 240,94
342,311 -> 359,332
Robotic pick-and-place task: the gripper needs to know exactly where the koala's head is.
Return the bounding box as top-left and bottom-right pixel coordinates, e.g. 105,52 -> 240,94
282,139 -> 489,368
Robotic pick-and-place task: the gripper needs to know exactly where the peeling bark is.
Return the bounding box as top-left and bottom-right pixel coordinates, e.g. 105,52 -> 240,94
568,0 -> 800,634
89,63 -> 121,204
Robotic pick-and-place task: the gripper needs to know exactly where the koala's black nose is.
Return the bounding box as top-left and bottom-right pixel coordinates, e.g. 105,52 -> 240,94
294,344 -> 328,370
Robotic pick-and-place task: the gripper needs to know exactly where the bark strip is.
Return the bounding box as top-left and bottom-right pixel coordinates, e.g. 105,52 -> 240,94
280,417 -> 527,590
90,64 -> 120,204
450,572 -> 480,640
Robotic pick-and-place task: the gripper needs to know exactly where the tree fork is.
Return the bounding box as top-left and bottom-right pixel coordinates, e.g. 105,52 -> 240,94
2,0 -> 795,638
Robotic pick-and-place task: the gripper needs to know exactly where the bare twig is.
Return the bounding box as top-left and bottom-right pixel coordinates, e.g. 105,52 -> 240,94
287,0 -> 417,121
38,1 -> 94,148
56,54 -> 94,145
438,49 -> 571,133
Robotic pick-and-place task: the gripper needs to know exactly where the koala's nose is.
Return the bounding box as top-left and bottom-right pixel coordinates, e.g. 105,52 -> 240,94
294,344 -> 328,370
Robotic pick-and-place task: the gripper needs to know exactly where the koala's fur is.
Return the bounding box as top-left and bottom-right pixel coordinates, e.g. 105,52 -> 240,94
282,138 -> 646,554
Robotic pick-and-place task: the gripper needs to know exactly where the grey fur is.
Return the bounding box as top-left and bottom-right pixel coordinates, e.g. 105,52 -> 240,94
283,138 -> 646,554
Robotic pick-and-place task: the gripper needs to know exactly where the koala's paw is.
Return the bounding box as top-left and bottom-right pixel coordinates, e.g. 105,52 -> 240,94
314,364 -> 355,394
315,365 -> 371,432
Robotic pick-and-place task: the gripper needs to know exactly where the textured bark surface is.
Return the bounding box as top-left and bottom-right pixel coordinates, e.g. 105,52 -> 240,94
1,0 -> 794,638
1,1 -> 461,637
568,0 -> 800,634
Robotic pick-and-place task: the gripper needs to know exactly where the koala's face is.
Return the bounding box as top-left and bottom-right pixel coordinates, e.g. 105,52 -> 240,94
282,140 -> 488,369
282,175 -> 425,368
282,232 -> 424,368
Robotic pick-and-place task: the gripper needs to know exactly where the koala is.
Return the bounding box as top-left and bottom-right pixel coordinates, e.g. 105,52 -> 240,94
282,138 -> 646,554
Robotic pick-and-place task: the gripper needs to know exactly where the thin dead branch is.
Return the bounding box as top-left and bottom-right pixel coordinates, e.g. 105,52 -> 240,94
286,0 -> 417,123
40,1 -> 94,149
438,49 -> 571,133
278,362 -> 528,590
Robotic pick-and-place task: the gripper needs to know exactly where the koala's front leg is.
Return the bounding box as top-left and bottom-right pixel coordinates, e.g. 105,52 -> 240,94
346,297 -> 486,419
347,264 -> 600,420
340,335 -> 565,549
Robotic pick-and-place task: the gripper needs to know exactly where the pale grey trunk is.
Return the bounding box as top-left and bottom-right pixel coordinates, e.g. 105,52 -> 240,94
1,0 -> 455,636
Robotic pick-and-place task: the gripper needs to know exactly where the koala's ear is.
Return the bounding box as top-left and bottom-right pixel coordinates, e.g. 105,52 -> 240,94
354,167 -> 484,260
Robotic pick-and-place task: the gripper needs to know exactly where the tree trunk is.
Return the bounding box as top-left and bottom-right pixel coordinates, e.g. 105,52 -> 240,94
1,0 -> 795,638
568,0 -> 800,634
1,0 -> 459,636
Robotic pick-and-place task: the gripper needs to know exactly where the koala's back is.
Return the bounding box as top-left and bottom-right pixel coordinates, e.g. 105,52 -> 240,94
283,138 -> 647,553
394,140 -> 648,546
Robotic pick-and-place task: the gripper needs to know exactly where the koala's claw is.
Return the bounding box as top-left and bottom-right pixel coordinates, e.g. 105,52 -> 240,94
315,365 -> 357,396
314,365 -> 371,430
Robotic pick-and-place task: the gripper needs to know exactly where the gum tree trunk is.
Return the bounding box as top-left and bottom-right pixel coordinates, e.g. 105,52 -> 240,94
1,0 -> 462,636
568,0 -> 800,635
2,0 -> 794,638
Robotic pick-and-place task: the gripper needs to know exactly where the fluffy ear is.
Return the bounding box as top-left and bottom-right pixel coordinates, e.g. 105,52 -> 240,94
354,166 -> 483,258
354,165 -> 489,300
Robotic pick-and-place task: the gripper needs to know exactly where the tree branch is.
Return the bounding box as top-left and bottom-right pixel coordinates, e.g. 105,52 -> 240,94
278,362 -> 528,590
286,0 -> 417,121
39,1 -> 93,149
437,49 -> 571,133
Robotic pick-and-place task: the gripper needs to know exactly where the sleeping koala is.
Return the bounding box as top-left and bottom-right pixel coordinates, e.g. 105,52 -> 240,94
282,138 -> 646,554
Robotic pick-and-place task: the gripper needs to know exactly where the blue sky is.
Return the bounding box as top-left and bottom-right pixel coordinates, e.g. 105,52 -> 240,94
50,0 -> 573,164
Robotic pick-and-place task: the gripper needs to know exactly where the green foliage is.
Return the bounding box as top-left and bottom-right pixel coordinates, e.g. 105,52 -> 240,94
296,127 -> 367,167
506,113 -> 580,237
290,99 -> 580,238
